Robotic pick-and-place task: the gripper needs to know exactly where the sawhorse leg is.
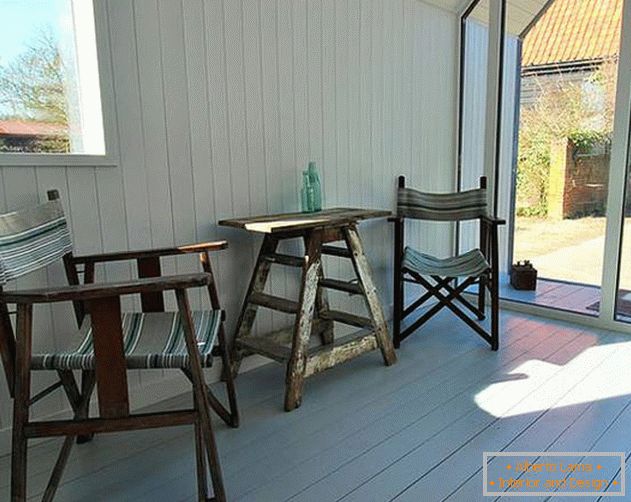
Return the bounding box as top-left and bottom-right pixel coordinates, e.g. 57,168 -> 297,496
343,225 -> 397,366
229,235 -> 278,377
284,230 -> 323,411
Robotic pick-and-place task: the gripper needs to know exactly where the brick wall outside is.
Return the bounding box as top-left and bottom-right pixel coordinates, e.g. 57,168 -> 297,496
547,138 -> 609,219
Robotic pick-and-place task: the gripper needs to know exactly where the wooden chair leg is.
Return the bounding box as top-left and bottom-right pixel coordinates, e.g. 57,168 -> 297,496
12,304 -> 32,502
193,395 -> 209,502
11,422 -> 28,502
477,275 -> 487,320
176,289 -> 227,502
491,273 -> 499,352
393,216 -> 404,350
182,367 -> 238,429
216,326 -> 239,428
490,225 -> 500,351
41,437 -> 74,502
42,370 -> 96,501
393,269 -> 403,349
74,371 -> 96,444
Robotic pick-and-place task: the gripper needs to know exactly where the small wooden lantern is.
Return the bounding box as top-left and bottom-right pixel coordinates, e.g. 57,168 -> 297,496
510,261 -> 537,291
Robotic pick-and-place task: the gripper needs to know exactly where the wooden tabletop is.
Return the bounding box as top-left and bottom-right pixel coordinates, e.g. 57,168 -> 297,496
219,207 -> 391,234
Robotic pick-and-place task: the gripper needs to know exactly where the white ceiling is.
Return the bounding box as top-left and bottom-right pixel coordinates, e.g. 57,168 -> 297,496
422,0 -> 552,37
421,0 -> 471,13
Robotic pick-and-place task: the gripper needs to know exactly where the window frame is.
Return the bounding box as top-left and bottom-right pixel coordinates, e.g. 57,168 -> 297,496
0,1 -> 119,167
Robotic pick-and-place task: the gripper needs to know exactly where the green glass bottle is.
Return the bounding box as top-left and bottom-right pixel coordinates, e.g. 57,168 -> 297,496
301,171 -> 315,213
307,161 -> 322,211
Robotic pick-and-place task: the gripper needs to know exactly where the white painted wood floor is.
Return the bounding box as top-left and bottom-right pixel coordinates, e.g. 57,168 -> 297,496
2,310 -> 631,501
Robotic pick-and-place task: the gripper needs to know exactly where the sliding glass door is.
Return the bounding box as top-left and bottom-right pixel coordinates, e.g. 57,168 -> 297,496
459,0 -> 631,330
508,0 -> 623,316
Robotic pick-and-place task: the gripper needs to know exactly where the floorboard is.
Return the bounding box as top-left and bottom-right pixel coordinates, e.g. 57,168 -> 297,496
1,310 -> 630,501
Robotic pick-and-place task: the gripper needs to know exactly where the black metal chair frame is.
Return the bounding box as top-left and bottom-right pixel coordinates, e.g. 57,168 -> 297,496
391,175 -> 505,350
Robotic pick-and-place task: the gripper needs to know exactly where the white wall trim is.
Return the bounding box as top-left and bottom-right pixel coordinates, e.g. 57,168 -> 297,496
599,0 -> 631,324
0,0 -> 119,167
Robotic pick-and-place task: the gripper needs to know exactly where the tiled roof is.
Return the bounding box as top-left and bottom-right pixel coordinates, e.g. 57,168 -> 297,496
522,0 -> 622,68
0,120 -> 67,137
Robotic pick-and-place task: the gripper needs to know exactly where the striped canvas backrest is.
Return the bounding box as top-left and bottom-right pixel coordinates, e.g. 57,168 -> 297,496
397,186 -> 488,221
0,200 -> 73,285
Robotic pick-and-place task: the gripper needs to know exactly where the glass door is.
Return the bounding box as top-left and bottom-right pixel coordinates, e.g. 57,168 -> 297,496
612,0 -> 631,323
507,0 -> 623,316
459,0 -> 631,329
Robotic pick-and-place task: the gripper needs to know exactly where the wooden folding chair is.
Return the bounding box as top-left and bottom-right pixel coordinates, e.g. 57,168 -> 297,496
0,191 -> 238,501
391,176 -> 505,350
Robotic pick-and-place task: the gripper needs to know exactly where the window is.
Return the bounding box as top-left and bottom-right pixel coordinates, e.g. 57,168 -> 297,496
0,0 -> 109,159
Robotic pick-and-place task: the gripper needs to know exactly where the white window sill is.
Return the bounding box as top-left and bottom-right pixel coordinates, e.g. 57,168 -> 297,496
0,153 -> 119,167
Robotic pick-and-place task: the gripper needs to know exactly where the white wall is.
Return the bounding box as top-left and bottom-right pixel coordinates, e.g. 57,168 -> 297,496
459,18 -> 520,271
0,0 -> 458,453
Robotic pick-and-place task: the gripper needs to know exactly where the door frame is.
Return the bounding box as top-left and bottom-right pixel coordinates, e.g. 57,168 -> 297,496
457,0 -> 631,333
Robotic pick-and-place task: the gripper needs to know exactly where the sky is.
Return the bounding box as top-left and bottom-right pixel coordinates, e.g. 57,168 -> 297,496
0,0 -> 69,116
0,0 -> 66,65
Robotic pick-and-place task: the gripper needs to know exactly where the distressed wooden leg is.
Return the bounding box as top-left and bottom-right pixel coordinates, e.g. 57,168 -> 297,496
176,289 -> 227,502
315,262 -> 334,346
284,230 -> 322,412
343,225 -> 397,366
229,235 -> 278,378
12,304 -> 32,502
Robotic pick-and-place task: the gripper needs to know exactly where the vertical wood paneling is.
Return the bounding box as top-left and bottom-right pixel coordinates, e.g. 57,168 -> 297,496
159,0 -> 201,311
106,0 -> 151,250
460,21 -> 519,271
135,0 -> 172,248
0,0 -> 459,441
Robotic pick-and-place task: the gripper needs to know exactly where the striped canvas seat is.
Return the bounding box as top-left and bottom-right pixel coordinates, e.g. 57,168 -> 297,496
403,247 -> 490,278
32,310 -> 222,370
397,187 -> 487,221
0,200 -> 73,285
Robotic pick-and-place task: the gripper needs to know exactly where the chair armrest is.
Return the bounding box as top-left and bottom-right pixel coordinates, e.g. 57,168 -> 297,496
481,215 -> 506,226
72,241 -> 228,265
0,273 -> 211,304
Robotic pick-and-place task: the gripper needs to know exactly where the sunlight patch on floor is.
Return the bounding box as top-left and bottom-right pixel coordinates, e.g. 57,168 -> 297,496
474,341 -> 631,417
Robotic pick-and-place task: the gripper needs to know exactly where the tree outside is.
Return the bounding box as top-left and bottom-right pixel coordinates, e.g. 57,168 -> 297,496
512,59 -> 619,287
515,60 -> 616,218
0,29 -> 70,153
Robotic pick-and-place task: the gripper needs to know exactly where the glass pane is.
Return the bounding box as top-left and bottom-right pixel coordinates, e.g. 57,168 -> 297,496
0,0 -> 105,155
506,0 -> 622,315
